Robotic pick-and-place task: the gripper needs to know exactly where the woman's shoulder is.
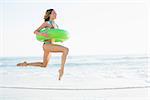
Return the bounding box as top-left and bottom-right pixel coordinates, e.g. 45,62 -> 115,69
43,21 -> 53,28
40,21 -> 49,27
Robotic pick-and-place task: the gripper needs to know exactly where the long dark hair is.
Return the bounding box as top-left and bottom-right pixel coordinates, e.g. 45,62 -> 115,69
44,9 -> 54,22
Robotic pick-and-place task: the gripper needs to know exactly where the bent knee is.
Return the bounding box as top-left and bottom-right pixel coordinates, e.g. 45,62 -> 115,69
41,62 -> 48,68
41,64 -> 48,68
63,47 -> 69,55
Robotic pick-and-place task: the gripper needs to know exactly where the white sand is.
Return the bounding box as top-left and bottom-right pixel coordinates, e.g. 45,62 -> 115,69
0,65 -> 149,100
0,87 -> 149,100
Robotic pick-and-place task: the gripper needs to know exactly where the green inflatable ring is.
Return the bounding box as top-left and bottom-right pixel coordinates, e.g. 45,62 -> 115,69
36,28 -> 69,42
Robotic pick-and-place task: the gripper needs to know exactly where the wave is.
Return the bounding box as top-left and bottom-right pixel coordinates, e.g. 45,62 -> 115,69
0,55 -> 149,67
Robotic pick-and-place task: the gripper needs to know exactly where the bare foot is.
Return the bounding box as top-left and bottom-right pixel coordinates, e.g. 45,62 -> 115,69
17,61 -> 28,67
58,69 -> 64,80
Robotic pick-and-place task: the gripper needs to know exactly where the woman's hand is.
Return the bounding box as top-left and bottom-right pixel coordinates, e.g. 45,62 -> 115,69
40,33 -> 48,38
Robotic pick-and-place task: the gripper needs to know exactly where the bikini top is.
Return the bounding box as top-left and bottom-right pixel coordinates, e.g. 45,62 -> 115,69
47,20 -> 59,29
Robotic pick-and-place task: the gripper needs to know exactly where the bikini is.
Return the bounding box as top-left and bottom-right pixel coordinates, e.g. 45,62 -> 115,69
43,20 -> 58,44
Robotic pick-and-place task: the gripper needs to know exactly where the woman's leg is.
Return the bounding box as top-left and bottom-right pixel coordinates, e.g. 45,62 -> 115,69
26,50 -> 50,67
17,50 -> 50,68
43,44 -> 69,80
41,50 -> 50,67
17,61 -> 43,67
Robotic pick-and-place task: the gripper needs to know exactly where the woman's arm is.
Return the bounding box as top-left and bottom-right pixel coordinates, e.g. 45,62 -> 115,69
34,22 -> 53,37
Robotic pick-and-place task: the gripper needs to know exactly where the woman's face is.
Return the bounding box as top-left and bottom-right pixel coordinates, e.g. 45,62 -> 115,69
50,10 -> 57,20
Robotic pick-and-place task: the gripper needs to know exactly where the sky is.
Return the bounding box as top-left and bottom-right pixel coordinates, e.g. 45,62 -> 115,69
0,0 -> 150,57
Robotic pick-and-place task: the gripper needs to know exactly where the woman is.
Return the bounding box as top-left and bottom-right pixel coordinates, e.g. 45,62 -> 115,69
17,9 -> 69,80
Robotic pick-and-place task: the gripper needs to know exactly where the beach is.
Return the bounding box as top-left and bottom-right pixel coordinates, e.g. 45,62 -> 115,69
0,55 -> 149,100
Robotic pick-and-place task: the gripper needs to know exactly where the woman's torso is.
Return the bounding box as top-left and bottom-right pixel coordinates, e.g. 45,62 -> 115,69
43,20 -> 58,44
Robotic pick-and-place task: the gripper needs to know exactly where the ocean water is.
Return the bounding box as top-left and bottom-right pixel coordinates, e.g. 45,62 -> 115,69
0,55 -> 149,100
0,55 -> 149,85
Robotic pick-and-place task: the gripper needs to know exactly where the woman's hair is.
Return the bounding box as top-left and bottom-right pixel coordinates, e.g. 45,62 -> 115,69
44,9 -> 54,22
